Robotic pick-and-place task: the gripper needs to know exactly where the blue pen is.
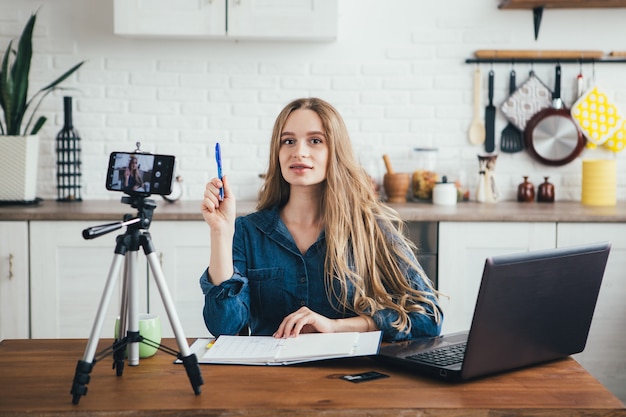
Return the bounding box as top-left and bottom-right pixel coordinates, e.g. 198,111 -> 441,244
215,142 -> 224,201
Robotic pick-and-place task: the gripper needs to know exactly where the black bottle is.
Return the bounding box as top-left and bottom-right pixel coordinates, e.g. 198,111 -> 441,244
56,96 -> 82,201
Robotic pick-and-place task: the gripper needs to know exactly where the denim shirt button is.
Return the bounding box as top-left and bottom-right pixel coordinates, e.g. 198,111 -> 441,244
300,300 -> 306,306
300,277 -> 306,283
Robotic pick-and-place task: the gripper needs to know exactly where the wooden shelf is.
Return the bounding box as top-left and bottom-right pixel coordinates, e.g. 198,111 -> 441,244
499,0 -> 626,8
499,0 -> 626,39
474,50 -> 604,59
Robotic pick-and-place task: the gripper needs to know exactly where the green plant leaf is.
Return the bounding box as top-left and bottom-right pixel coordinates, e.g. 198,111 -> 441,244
23,62 -> 85,134
39,61 -> 85,92
22,61 -> 85,134
8,13 -> 35,135
0,41 -> 16,134
30,116 -> 46,135
0,11 -> 83,136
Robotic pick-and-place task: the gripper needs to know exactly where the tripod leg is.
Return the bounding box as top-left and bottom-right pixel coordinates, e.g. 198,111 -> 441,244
71,253 -> 125,404
126,251 -> 141,365
145,251 -> 203,394
113,252 -> 142,373
113,257 -> 130,376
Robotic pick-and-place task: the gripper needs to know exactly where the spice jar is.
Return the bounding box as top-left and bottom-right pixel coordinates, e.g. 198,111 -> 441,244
432,176 -> 457,206
517,176 -> 535,202
537,177 -> 555,203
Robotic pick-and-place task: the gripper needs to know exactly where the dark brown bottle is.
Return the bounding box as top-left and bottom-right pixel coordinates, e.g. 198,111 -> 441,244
517,176 -> 535,202
537,177 -> 555,203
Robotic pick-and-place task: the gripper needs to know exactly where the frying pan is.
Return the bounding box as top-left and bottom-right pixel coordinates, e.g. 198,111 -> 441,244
524,65 -> 586,166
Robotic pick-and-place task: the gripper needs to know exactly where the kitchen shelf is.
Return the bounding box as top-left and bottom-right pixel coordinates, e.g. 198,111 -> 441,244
498,0 -> 626,39
499,0 -> 626,9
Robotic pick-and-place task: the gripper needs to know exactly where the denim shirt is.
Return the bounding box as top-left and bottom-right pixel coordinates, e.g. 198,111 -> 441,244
200,206 -> 442,342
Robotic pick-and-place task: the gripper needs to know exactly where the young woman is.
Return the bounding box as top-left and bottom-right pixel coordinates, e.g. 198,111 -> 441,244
123,155 -> 144,193
200,97 -> 442,342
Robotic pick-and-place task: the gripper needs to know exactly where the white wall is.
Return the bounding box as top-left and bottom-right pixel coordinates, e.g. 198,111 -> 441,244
3,0 -> 626,202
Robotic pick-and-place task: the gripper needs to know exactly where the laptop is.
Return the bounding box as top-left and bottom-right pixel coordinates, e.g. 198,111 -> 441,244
377,241 -> 611,381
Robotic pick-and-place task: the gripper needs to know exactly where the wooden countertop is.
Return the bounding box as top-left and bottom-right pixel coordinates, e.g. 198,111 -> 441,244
2,198 -> 626,222
0,338 -> 624,417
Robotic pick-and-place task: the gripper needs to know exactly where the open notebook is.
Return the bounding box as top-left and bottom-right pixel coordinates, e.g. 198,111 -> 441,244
187,331 -> 382,366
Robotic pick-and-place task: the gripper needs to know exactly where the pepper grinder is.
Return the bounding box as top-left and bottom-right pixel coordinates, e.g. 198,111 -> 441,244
517,176 -> 535,202
537,177 -> 555,203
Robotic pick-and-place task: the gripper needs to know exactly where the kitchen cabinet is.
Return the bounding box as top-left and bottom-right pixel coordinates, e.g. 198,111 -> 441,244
0,221 -> 29,339
437,221 -> 556,334
29,220 -> 209,340
145,221 -> 211,338
29,221 -> 144,339
556,223 -> 626,402
114,0 -> 338,41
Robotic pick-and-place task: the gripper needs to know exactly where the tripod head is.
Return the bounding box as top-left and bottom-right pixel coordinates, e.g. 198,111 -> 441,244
82,195 -> 157,240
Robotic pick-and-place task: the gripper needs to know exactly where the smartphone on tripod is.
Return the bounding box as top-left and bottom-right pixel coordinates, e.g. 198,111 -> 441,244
105,152 -> 175,196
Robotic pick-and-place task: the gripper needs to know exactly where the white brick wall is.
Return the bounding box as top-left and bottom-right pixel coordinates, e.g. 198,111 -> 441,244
3,0 -> 626,202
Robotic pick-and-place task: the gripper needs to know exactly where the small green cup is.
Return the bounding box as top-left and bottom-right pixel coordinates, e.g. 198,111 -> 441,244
114,313 -> 162,358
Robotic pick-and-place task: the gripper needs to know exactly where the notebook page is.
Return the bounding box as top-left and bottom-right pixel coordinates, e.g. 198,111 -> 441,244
275,332 -> 359,361
203,336 -> 285,361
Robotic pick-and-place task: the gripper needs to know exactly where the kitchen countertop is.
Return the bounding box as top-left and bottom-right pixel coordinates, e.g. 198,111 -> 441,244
1,198 -> 626,222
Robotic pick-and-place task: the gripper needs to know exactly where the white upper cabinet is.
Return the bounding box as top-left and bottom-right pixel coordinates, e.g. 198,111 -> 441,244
227,0 -> 338,40
114,0 -> 338,41
114,0 -> 226,37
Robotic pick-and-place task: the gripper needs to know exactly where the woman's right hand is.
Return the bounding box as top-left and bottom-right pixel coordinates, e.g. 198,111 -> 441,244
202,175 -> 236,285
201,175 -> 236,232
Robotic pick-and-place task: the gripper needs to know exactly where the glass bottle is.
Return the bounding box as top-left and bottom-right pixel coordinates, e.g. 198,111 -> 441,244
56,96 -> 82,201
517,176 -> 535,202
537,177 -> 555,203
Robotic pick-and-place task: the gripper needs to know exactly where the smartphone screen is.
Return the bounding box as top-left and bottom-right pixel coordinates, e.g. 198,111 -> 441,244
106,152 -> 175,196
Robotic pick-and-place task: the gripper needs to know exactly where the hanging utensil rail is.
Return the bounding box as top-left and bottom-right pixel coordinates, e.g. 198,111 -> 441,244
466,57 -> 626,64
466,50 -> 626,65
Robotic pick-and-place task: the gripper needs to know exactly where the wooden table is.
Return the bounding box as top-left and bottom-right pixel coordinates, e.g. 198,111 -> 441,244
1,338 -> 624,417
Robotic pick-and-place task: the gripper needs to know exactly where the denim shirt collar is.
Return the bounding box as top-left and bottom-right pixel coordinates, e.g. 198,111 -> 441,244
246,205 -> 325,257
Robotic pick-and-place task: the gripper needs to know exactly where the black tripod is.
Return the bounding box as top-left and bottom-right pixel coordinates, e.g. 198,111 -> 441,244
70,195 -> 203,405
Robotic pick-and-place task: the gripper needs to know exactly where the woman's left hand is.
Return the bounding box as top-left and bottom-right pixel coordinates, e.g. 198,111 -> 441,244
273,307 -> 335,338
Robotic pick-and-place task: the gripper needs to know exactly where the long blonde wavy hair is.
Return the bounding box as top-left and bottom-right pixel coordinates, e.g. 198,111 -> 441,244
257,97 -> 441,333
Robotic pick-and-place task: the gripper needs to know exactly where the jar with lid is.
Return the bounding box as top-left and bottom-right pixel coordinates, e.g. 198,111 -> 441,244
537,177 -> 555,203
517,176 -> 535,202
412,147 -> 438,200
432,176 -> 457,206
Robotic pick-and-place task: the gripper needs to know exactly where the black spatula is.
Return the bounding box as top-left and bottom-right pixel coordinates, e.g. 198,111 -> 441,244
500,70 -> 524,153
484,70 -> 496,153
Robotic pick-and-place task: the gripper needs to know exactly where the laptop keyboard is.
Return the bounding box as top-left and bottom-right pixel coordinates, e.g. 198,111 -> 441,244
407,343 -> 466,367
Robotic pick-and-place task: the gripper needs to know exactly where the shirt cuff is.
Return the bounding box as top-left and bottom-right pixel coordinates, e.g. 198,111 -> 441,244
199,267 -> 247,299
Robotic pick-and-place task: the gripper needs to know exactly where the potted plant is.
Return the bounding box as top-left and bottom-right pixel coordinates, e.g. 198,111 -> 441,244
0,11 -> 84,203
